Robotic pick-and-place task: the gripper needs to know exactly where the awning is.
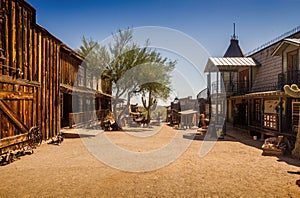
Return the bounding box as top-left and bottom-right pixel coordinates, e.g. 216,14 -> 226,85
60,84 -> 113,98
204,57 -> 260,72
95,91 -> 114,98
60,84 -> 95,95
230,91 -> 287,99
272,38 -> 300,56
179,109 -> 198,115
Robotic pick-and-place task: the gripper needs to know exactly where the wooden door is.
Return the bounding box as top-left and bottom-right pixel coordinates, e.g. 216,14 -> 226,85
239,69 -> 249,94
287,50 -> 298,84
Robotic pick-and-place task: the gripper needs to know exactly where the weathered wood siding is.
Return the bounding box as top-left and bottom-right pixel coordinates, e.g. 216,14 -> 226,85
35,25 -> 61,140
0,0 -> 60,141
282,45 -> 300,73
250,45 -> 282,92
0,0 -> 37,140
250,32 -> 300,92
60,47 -> 83,86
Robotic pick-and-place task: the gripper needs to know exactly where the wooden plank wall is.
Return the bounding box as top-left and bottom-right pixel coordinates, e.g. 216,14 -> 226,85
250,45 -> 282,92
36,26 -> 60,140
60,48 -> 81,86
0,0 -> 37,140
0,0 -> 60,141
0,0 -> 111,145
250,32 -> 300,93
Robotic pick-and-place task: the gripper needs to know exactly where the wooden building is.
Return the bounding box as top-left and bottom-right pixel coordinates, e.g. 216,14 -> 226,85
0,0 -> 61,144
196,88 -> 209,117
59,44 -> 112,128
0,0 -> 111,154
205,25 -> 300,147
166,96 -> 199,128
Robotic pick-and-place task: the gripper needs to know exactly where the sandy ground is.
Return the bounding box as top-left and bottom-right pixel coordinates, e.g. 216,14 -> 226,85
1,124 -> 300,197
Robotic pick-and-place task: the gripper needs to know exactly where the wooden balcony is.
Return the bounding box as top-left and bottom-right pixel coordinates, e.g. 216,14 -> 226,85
278,70 -> 300,89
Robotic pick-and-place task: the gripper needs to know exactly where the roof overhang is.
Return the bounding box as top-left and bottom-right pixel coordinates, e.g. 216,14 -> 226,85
204,57 -> 260,72
230,91 -> 286,99
272,38 -> 300,56
179,109 -> 198,115
60,84 -> 95,95
60,83 -> 113,98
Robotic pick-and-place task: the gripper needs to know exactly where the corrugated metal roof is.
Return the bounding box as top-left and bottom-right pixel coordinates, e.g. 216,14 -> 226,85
205,57 -> 259,72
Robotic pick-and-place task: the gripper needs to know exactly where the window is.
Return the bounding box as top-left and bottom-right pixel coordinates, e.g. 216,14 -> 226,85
263,100 -> 279,130
264,113 -> 278,130
78,65 -> 85,87
252,99 -> 261,125
292,102 -> 300,134
239,69 -> 249,93
287,50 -> 299,84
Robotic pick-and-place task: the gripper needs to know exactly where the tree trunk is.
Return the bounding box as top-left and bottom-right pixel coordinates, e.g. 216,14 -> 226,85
141,91 -> 153,127
112,101 -> 117,122
116,92 -> 132,128
146,91 -> 152,125
110,98 -> 123,130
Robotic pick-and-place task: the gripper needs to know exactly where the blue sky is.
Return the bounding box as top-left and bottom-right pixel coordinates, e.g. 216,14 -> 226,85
26,0 -> 300,56
26,0 -> 300,102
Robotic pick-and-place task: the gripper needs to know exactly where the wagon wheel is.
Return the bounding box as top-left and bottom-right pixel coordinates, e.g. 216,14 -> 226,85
27,126 -> 42,149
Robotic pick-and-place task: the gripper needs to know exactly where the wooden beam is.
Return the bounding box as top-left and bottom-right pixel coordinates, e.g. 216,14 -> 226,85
0,133 -> 27,149
0,75 -> 40,87
0,100 -> 29,134
0,91 -> 33,100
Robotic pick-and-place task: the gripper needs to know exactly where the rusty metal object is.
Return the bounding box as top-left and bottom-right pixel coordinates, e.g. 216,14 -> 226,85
27,126 -> 42,149
0,126 -> 42,165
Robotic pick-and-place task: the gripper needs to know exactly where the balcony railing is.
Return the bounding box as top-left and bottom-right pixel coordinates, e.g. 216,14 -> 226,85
211,80 -> 281,96
211,81 -> 250,96
278,70 -> 300,89
210,70 -> 300,97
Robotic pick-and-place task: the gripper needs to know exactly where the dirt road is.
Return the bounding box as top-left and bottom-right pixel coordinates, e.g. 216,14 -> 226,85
0,125 -> 300,197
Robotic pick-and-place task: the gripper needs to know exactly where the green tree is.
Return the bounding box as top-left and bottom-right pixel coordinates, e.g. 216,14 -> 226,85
77,29 -> 175,129
76,36 -> 110,78
138,61 -> 175,125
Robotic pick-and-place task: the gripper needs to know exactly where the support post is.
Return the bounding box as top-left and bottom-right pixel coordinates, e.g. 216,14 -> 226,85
216,71 -> 219,125
279,97 -> 282,133
248,99 -> 251,127
207,72 -> 211,120
261,98 -> 264,140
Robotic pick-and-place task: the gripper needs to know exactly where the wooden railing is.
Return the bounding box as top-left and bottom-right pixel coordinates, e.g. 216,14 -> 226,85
69,109 -> 109,128
278,70 -> 300,90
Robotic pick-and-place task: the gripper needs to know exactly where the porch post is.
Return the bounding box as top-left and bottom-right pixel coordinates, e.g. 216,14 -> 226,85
248,98 -> 251,127
250,67 -> 253,89
229,71 -> 232,92
261,98 -> 264,140
279,96 -> 282,133
208,72 -> 211,119
216,71 -> 219,126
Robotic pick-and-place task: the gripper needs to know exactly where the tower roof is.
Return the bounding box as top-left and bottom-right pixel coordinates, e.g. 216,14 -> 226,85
223,38 -> 244,57
223,23 -> 244,57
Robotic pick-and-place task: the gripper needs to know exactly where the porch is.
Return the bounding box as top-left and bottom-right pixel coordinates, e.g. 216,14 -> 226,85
229,91 -> 298,150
